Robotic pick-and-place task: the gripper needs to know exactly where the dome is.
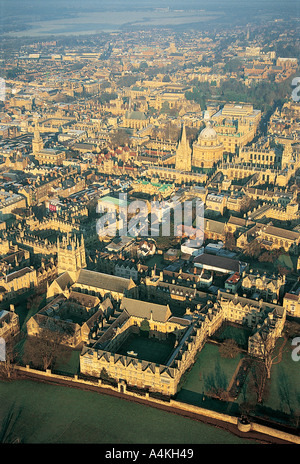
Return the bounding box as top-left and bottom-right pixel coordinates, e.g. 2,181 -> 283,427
199,122 -> 218,141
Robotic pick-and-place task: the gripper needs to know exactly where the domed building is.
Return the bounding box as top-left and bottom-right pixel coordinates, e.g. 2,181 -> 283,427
192,120 -> 224,169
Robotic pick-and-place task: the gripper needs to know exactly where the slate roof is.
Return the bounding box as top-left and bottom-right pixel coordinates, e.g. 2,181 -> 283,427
76,269 -> 130,293
262,224 -> 300,241
120,297 -> 172,323
194,253 -> 240,273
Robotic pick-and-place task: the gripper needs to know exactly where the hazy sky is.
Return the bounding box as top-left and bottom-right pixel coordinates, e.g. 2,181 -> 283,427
0,0 -> 299,14
0,0 -> 299,36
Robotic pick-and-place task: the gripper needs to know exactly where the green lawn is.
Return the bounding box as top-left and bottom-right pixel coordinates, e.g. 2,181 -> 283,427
53,349 -> 81,375
0,380 -> 254,444
114,333 -> 176,365
212,323 -> 252,350
176,342 -> 243,404
262,338 -> 300,414
176,332 -> 300,426
276,254 -> 297,271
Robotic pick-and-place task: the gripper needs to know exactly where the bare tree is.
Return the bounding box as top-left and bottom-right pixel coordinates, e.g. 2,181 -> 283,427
109,129 -> 130,149
240,196 -> 257,215
204,360 -> 229,400
258,332 -> 287,379
219,338 -> 240,359
249,360 -> 268,404
224,232 -> 236,250
284,320 -> 300,340
23,329 -> 72,371
243,238 -> 261,259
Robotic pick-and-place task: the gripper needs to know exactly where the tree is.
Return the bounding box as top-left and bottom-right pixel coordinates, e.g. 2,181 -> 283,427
284,320 -> 300,339
23,329 -> 72,371
258,251 -> 274,263
256,332 -> 287,380
109,129 -> 130,149
219,339 -> 240,359
204,359 -> 229,400
98,91 -> 118,105
224,232 -> 236,250
100,367 -> 110,381
244,238 -> 261,259
277,265 -> 291,276
140,319 -> 150,337
240,196 -> 257,215
249,360 -> 268,404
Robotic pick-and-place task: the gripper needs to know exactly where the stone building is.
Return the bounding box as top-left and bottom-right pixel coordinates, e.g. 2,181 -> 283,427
192,120 -> 224,169
79,288 -> 286,396
46,268 -> 138,302
0,305 -> 20,342
241,272 -> 285,303
32,123 -> 66,166
236,223 -> 300,253
26,292 -> 105,348
80,296 -> 201,396
0,267 -> 37,302
283,289 -> 300,318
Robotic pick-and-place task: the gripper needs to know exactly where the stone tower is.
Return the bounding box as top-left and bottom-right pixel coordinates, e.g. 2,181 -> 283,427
57,233 -> 87,275
175,123 -> 192,171
32,120 -> 44,154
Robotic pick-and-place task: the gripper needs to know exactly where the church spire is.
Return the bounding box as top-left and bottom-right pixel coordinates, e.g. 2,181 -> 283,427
175,122 -> 192,172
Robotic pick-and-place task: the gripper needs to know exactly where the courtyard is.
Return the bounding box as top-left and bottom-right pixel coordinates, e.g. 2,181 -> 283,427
175,324 -> 300,429
113,332 -> 176,365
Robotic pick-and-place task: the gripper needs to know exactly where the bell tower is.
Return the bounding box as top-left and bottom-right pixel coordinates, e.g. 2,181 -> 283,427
57,233 -> 87,275
32,119 -> 44,154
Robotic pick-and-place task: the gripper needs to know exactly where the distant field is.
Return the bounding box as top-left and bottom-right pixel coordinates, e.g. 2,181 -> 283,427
8,10 -> 224,37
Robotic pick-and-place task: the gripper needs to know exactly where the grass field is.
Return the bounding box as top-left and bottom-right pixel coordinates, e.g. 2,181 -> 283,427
262,339 -> 300,413
176,333 -> 300,424
0,380 -> 254,444
176,342 -> 244,407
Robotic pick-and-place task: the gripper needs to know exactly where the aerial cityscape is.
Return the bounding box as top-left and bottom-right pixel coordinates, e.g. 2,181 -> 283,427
0,0 -> 300,448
